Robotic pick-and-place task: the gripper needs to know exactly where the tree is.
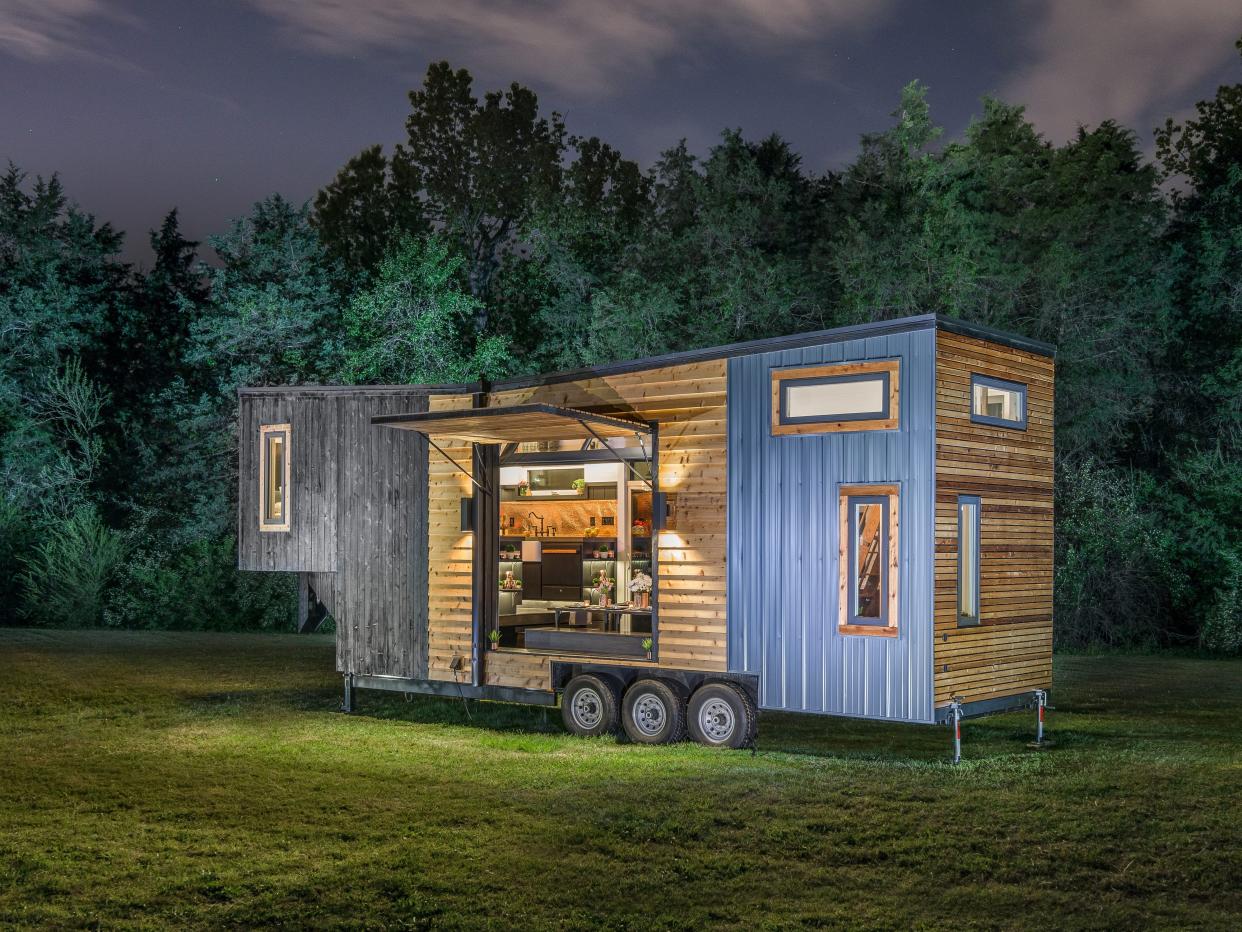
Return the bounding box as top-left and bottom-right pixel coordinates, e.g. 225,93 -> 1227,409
315,61 -> 567,323
160,195 -> 344,546
0,165 -> 128,624
341,236 -> 510,385
313,144 -> 426,281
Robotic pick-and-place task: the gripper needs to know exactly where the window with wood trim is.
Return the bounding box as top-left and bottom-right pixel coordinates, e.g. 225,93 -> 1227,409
957,495 -> 981,627
837,483 -> 899,636
970,374 -> 1026,429
259,423 -> 290,532
772,359 -> 900,436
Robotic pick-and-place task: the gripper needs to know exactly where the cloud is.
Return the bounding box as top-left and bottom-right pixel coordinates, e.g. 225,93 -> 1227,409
1001,0 -> 1242,140
0,0 -> 116,61
247,0 -> 893,97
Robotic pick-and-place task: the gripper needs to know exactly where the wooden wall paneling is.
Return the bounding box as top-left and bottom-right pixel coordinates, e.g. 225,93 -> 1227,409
933,331 -> 1054,707
426,392 -> 477,683
490,360 -> 729,678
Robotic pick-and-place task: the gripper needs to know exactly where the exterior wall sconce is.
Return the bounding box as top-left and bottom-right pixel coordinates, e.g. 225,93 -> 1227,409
460,497 -> 474,533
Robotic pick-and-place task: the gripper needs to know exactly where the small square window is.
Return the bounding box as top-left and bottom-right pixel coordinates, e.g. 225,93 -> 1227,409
772,360 -> 899,435
259,423 -> 290,532
970,375 -> 1027,429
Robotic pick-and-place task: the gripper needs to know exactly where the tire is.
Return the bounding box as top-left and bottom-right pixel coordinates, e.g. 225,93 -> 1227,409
561,674 -> 621,737
687,683 -> 757,749
621,679 -> 686,744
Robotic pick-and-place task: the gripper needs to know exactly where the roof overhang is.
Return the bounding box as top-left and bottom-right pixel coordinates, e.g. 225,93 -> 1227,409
371,403 -> 651,445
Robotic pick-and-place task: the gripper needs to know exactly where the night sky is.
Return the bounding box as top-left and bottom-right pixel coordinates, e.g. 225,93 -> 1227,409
4,1 -> 1241,264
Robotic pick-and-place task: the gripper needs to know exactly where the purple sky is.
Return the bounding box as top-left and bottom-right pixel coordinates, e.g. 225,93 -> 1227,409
3,1 -> 1241,265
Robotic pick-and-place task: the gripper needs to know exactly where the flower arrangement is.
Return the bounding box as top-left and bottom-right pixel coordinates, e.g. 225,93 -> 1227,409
517,479 -> 530,496
629,570 -> 653,608
593,570 -> 614,606
629,570 -> 652,593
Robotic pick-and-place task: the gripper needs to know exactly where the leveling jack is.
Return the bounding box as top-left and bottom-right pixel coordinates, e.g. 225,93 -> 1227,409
948,689 -> 1051,764
1026,688 -> 1053,749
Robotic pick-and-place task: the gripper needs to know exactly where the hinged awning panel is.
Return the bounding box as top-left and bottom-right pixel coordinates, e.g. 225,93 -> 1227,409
371,403 -> 650,444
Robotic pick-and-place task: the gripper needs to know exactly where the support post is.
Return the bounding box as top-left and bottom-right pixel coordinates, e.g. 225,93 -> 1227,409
950,697 -> 963,765
342,673 -> 354,714
1034,688 -> 1047,746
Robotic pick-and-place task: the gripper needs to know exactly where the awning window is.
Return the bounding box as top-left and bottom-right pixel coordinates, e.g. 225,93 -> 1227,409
372,403 -> 650,444
373,403 -> 654,491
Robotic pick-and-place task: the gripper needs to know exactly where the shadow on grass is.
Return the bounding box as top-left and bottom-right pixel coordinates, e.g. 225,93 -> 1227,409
181,674 -> 1086,765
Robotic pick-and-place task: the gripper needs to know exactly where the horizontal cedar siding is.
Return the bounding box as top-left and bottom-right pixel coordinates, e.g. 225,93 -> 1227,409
424,361 -> 728,690
933,331 -> 1054,707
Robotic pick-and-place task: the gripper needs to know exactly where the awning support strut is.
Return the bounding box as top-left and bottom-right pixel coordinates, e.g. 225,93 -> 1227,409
426,435 -> 491,496
580,420 -> 654,491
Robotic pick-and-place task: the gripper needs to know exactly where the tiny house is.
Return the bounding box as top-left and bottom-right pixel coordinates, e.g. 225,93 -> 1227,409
239,314 -> 1054,749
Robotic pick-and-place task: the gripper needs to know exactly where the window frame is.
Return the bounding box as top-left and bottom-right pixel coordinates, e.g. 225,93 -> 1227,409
771,359 -> 900,436
259,423 -> 291,532
957,494 -> 981,627
837,483 -> 900,637
969,373 -> 1028,430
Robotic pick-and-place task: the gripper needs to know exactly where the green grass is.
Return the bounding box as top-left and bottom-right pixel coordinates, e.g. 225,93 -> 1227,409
1,631 -> 1239,930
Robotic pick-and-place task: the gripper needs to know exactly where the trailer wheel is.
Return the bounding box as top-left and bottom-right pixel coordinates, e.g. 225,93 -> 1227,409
688,683 -> 756,749
561,674 -> 620,737
621,679 -> 686,744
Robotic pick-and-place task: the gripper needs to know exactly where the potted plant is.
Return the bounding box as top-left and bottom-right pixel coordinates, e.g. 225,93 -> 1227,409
488,629 -> 501,650
571,477 -> 586,494
517,479 -> 530,497
641,637 -> 654,661
629,570 -> 653,609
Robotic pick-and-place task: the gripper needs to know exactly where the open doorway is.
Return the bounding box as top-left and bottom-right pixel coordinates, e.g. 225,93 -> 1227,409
493,440 -> 656,659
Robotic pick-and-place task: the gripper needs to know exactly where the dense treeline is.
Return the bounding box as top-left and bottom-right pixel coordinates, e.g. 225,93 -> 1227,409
3,45 -> 1241,651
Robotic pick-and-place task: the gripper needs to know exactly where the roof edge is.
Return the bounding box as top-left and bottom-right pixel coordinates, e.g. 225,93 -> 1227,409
237,384 -> 451,397
236,313 -> 1054,399
934,315 -> 1056,358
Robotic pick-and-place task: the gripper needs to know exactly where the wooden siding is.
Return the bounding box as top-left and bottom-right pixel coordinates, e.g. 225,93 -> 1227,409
239,389 -> 429,680
424,361 -> 728,690
238,394 -> 338,574
933,331 -> 1054,707
333,392 -> 430,679
426,392 -> 477,684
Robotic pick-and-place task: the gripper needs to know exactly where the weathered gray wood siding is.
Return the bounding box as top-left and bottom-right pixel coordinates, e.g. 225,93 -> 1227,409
238,391 -> 339,573
238,388 -> 430,679
333,391 -> 430,679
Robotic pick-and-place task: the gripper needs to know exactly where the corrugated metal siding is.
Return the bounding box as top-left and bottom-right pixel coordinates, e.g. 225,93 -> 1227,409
727,331 -> 936,723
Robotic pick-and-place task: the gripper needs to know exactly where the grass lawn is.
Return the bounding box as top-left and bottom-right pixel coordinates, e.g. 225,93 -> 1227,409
1,630 -> 1239,930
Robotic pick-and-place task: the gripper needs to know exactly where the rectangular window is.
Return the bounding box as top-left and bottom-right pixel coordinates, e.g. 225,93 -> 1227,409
838,484 -> 899,636
970,374 -> 1027,429
259,423 -> 290,532
957,495 -> 980,627
772,360 -> 899,436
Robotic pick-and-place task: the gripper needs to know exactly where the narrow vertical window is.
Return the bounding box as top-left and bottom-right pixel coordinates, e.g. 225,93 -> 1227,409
259,423 -> 290,532
838,484 -> 899,636
958,495 -> 980,626
851,497 -> 887,623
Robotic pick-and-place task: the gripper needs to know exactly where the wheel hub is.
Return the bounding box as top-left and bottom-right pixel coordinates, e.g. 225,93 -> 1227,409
572,688 -> 603,729
632,693 -> 666,736
699,698 -> 735,742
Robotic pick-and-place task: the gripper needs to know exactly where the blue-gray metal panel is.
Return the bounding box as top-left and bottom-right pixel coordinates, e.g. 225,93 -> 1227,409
727,330 -> 936,723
